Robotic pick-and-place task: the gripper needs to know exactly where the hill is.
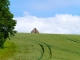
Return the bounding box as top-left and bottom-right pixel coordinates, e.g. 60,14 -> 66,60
0,33 -> 80,60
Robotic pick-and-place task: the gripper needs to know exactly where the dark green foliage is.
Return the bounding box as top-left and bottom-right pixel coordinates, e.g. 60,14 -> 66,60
0,32 -> 4,48
0,0 -> 16,48
13,30 -> 17,34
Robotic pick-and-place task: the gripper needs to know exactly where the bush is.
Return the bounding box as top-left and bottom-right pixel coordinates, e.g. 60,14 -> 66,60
13,30 -> 17,34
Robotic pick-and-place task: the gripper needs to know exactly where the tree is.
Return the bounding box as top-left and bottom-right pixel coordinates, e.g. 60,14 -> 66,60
0,0 -> 16,48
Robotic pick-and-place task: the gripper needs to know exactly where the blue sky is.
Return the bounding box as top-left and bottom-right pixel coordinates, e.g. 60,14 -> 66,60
9,0 -> 80,34
10,0 -> 80,17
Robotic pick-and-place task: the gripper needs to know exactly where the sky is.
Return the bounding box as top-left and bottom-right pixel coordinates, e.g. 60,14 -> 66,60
9,0 -> 80,34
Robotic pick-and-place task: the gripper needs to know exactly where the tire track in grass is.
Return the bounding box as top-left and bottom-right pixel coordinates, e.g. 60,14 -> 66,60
66,38 -> 80,43
39,42 -> 52,59
46,45 -> 52,59
51,45 -> 80,55
31,40 -> 52,60
37,42 -> 52,60
37,43 -> 44,60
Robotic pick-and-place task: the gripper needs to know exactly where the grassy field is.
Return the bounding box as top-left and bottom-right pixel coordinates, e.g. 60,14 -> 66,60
0,33 -> 80,60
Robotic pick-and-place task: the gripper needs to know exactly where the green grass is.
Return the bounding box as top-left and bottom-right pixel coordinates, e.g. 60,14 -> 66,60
0,33 -> 80,60
0,40 -> 16,60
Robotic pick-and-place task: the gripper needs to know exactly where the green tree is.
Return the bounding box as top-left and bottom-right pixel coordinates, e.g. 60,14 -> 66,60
0,0 -> 16,48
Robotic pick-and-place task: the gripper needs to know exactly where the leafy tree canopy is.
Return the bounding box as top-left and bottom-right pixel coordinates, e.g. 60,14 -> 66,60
0,0 -> 17,48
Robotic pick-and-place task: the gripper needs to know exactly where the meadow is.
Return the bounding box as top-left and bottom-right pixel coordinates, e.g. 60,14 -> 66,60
0,33 -> 80,60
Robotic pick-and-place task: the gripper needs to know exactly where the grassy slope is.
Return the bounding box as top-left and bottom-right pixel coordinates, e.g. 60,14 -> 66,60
0,33 -> 80,60
0,40 -> 16,60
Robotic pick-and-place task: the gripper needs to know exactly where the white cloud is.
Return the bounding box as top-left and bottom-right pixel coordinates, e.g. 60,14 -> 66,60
14,12 -> 80,34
